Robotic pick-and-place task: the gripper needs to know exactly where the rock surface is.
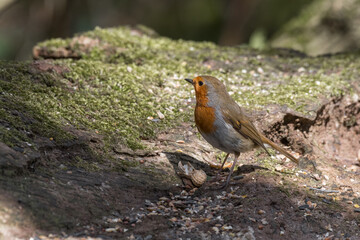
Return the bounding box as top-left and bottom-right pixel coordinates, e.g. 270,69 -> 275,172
0,25 -> 359,239
0,142 -> 29,170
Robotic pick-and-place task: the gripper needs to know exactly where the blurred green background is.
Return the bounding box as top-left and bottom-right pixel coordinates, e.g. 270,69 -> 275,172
1,0 -> 359,60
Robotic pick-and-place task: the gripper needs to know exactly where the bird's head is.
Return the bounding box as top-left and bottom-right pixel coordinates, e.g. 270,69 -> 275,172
185,76 -> 207,98
185,76 -> 228,106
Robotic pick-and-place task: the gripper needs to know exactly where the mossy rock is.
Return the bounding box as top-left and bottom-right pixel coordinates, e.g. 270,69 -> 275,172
1,25 -> 358,158
1,25 -> 360,239
270,0 -> 360,55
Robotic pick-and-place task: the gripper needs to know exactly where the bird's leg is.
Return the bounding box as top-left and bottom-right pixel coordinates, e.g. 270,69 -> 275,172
216,153 -> 230,177
210,153 -> 230,183
222,153 -> 240,188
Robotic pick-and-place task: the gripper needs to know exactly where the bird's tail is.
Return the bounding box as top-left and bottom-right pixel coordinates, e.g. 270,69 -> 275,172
260,135 -> 299,164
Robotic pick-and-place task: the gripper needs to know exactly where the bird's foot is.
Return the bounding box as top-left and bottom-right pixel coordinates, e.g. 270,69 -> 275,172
209,174 -> 243,190
209,173 -> 223,182
208,178 -> 230,190
217,182 -> 230,189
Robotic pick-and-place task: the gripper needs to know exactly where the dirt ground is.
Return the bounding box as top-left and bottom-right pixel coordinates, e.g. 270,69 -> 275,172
1,93 -> 359,240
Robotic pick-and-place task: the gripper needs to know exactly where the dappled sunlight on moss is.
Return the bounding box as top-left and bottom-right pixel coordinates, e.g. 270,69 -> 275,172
2,26 -> 358,150
0,62 -> 74,147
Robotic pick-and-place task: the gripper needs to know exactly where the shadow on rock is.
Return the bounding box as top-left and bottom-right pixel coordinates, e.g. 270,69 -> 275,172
236,164 -> 268,175
164,151 -> 214,175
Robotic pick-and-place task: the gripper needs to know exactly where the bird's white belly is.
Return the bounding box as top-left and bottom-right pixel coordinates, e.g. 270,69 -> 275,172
199,118 -> 254,154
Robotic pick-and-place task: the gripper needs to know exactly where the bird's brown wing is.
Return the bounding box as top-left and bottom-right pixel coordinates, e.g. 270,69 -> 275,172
222,108 -> 271,155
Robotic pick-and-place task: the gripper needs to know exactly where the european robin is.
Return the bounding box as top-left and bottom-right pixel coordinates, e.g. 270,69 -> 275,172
185,76 -> 298,188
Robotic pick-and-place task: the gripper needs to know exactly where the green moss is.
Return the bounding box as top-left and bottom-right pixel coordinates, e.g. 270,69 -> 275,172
0,62 -> 74,147
37,38 -> 71,48
110,158 -> 140,172
72,156 -> 100,171
2,25 -> 359,155
56,58 -> 192,149
228,56 -> 351,115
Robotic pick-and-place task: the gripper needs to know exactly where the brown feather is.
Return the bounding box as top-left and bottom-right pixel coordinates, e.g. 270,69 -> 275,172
260,135 -> 299,164
221,109 -> 270,155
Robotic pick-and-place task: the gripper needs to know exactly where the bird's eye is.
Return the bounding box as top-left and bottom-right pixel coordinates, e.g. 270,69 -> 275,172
198,81 -> 203,86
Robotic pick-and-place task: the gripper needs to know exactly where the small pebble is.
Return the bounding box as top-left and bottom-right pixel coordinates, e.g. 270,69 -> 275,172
249,217 -> 256,222
105,227 -> 118,233
313,173 -> 320,181
299,204 -> 309,210
258,209 -> 265,215
212,227 -> 220,234
261,218 -> 268,225
156,111 -> 165,119
275,165 -> 284,172
221,225 -> 233,230
147,207 -> 157,211
258,224 -> 264,230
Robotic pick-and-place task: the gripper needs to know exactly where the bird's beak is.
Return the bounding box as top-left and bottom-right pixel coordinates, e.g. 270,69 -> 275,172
185,78 -> 193,84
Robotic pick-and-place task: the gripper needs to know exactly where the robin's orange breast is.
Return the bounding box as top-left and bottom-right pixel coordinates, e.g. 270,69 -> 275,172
195,105 -> 216,134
